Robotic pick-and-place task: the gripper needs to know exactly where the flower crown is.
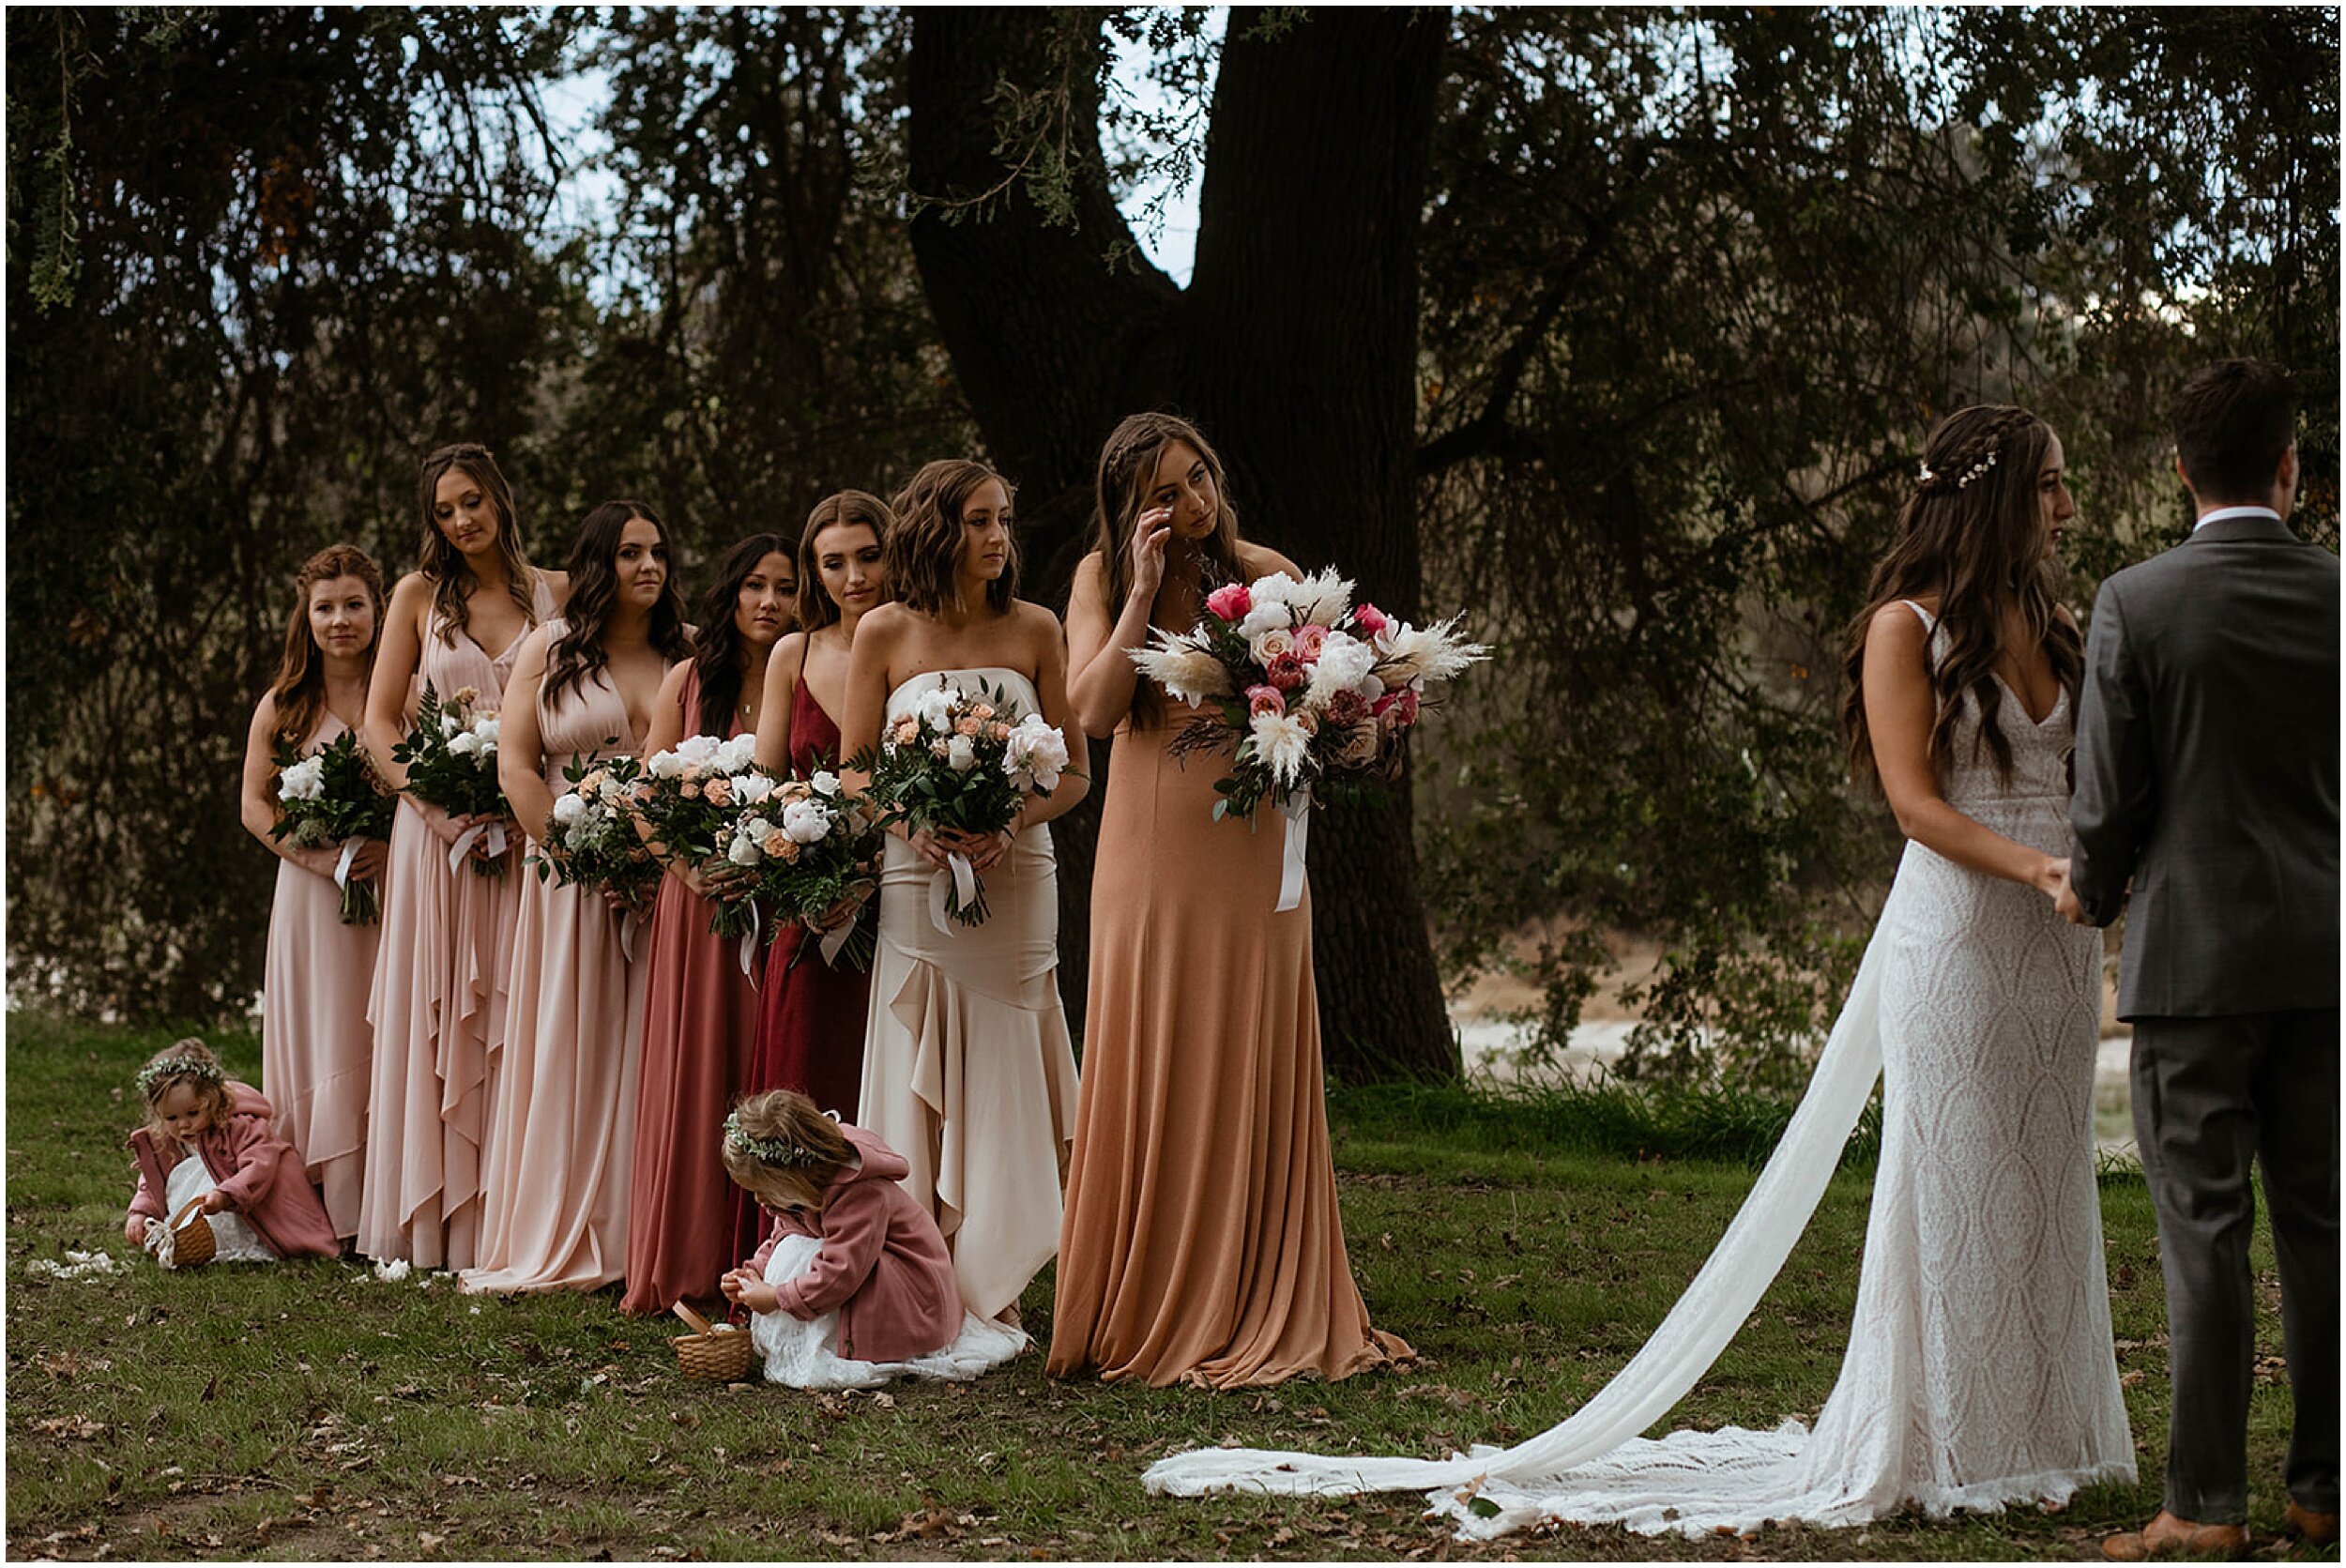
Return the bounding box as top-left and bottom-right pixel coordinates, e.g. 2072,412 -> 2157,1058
136,1054 -> 224,1098
1917,444 -> 2000,493
723,1109 -> 835,1168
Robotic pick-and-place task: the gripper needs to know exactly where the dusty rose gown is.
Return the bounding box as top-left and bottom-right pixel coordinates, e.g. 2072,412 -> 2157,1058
736,672 -> 875,1260
621,665 -> 761,1315
358,576 -> 553,1268
462,627 -> 664,1294
260,708 -> 379,1241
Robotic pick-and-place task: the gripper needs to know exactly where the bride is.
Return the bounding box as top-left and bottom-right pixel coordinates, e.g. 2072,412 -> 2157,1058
1147,404 -> 2136,1537
835,458 -> 1088,1330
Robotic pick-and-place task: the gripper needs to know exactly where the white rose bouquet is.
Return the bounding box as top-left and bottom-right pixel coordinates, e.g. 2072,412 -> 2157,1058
1129,567 -> 1488,824
850,679 -> 1073,927
392,682 -> 512,876
637,732 -> 773,939
270,730 -> 396,923
728,769 -> 886,970
530,753 -> 662,913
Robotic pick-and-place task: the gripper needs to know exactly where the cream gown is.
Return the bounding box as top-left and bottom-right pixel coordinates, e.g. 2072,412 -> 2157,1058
856,668 -> 1080,1322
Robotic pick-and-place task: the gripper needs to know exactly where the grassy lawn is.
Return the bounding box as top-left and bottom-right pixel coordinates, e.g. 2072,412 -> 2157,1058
6,1013 -> 2323,1561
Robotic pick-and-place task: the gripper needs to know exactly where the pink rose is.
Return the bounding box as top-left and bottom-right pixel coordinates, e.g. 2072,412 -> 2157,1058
893,718 -> 920,745
1374,687 -> 1420,730
1352,602 -> 1389,637
1324,688 -> 1370,727
954,716 -> 983,737
1244,684 -> 1287,718
1265,652 -> 1307,692
1293,624 -> 1330,662
988,722 -> 1013,742
969,702 -> 996,722
762,830 -> 791,859
680,780 -> 703,800
703,775 -> 733,807
1205,583 -> 1252,622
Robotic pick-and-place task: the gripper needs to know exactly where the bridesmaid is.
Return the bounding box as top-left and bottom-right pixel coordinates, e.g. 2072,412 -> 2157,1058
239,544 -> 390,1242
739,491 -> 891,1260
620,531 -> 796,1316
359,444 -> 563,1269
463,500 -> 689,1295
837,460 -> 1088,1326
1048,412 -> 1412,1386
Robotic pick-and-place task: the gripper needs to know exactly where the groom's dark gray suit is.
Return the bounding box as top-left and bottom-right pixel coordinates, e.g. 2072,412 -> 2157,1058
2070,507 -> 2338,1524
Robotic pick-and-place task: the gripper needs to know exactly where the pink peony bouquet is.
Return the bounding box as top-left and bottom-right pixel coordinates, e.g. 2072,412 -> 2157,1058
532,753 -> 663,914
728,769 -> 887,970
393,682 -> 512,875
851,679 -> 1073,927
1129,567 -> 1488,822
639,732 -> 775,939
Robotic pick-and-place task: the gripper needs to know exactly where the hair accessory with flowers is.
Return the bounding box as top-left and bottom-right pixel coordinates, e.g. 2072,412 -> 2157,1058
136,1054 -> 224,1098
1954,445 -> 2000,490
723,1110 -> 828,1167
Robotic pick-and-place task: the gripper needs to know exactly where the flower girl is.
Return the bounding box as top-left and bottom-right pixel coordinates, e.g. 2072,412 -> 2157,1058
717,1088 -> 1026,1390
122,1041 -> 339,1266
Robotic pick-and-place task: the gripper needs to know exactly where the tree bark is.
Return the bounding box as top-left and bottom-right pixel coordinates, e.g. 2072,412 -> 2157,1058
906,7 -> 1459,1082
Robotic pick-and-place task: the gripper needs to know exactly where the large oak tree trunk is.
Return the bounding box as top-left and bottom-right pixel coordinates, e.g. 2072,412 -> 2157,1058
906,7 -> 1458,1082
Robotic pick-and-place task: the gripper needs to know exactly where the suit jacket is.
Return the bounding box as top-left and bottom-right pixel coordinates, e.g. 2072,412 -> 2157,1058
2069,511 -> 2339,1017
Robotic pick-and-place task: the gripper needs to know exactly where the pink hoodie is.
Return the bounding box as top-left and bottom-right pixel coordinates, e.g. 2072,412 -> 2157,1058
745,1123 -> 960,1363
126,1081 -> 339,1261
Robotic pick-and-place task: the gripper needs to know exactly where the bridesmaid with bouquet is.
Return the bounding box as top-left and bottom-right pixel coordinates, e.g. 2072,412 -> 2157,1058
1049,412 -> 1412,1386
359,445 -> 563,1269
463,500 -> 689,1295
238,543 -> 390,1242
740,491 -> 891,1261
621,531 -> 796,1316
837,461 -> 1088,1327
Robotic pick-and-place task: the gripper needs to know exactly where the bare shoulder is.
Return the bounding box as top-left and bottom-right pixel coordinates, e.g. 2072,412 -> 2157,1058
856,602 -> 912,642
250,688 -> 282,734
766,630 -> 810,673
656,659 -> 695,702
1009,599 -> 1067,647
1864,600 -> 1932,664
538,568 -> 571,609
1237,540 -> 1301,579
388,571 -> 434,613
510,623 -> 554,675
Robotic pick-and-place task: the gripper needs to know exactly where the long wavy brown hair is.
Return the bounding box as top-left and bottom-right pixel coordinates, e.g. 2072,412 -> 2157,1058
885,460 -> 1017,617
416,442 -> 542,647
269,543 -> 387,751
1842,404 -> 2082,789
691,532 -> 795,738
544,500 -> 692,707
795,490 -> 895,632
1093,412 -> 1247,725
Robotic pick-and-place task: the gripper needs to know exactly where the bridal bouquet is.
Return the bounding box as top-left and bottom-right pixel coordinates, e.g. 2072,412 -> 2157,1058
852,680 -> 1072,927
1129,568 -> 1488,823
731,769 -> 886,970
532,753 -> 662,913
271,730 -> 396,923
639,732 -> 774,939
393,682 -> 512,876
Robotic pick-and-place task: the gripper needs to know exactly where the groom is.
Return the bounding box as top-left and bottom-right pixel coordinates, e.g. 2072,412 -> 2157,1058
2058,358 -> 2339,1560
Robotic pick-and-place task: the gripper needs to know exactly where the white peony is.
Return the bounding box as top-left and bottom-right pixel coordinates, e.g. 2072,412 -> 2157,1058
1235,600 -> 1292,641
439,713 -> 462,738
729,818 -> 773,865
1244,571 -> 1302,611
781,798 -> 832,845
736,772 -> 775,806
1247,710 -> 1316,788
675,733 -> 722,769
714,735 -> 758,773
1002,714 -> 1070,792
448,731 -> 480,757
809,769 -> 841,798
277,757 -> 326,802
469,718 -> 498,752
915,686 -> 958,734
551,792 -> 587,827
647,749 -> 687,780
1303,630 -> 1377,707
945,734 -> 979,772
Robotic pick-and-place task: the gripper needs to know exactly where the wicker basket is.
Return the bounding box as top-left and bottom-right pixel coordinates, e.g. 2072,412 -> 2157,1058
671,1302 -> 754,1382
164,1197 -> 217,1269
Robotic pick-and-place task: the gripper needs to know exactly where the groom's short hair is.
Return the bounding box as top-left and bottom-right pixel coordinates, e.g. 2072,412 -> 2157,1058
2173,358 -> 2299,504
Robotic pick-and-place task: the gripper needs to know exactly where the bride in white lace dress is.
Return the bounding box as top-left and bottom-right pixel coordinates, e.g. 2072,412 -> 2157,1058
1147,406 -> 2136,1538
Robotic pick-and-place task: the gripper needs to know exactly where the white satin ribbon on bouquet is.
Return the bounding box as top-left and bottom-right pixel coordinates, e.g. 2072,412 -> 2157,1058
333,839 -> 363,891
1274,789 -> 1312,912
618,906 -> 647,963
737,903 -> 762,984
817,918 -> 858,967
927,850 -> 980,937
446,820 -> 508,874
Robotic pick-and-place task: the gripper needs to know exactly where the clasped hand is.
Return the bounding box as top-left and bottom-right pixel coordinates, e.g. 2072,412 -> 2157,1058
719,1267 -> 780,1315
908,824 -> 1016,875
